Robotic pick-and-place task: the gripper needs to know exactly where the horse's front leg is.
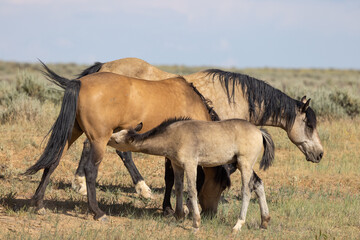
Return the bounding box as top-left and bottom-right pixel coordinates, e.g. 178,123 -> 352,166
162,158 -> 175,215
73,139 -> 152,199
72,139 -> 90,196
171,162 -> 185,221
116,150 -> 152,199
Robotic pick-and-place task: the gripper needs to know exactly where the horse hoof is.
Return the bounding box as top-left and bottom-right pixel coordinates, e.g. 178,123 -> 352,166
96,215 -> 109,222
260,215 -> 271,229
37,207 -> 46,215
163,207 -> 175,217
135,180 -> 152,199
192,227 -> 199,233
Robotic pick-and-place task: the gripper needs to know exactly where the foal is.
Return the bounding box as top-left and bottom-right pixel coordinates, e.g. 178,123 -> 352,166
108,118 -> 275,232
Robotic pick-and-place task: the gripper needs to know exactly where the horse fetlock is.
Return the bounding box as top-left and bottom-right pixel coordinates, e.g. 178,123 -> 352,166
174,209 -> 186,221
135,180 -> 152,199
72,175 -> 87,196
260,215 -> 271,229
163,207 -> 175,217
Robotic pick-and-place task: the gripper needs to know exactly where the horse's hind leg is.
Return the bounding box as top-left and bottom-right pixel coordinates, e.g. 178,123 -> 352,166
32,124 -> 83,213
84,139 -> 108,220
232,159 -> 253,233
116,151 -> 152,199
250,171 -> 270,229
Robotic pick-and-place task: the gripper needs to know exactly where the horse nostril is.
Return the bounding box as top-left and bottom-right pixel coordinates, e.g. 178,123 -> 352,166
318,152 -> 323,160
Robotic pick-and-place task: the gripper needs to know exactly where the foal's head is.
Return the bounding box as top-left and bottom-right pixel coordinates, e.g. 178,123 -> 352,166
108,123 -> 143,151
287,96 -> 324,163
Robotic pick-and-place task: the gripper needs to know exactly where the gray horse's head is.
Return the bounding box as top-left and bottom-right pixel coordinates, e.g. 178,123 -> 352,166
287,97 -> 324,163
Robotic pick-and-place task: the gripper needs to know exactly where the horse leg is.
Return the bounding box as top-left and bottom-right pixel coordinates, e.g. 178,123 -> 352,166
249,171 -> 271,229
32,123 -> 83,214
83,139 -> 109,221
116,150 -> 152,199
162,158 -> 175,216
185,163 -> 201,230
72,139 -> 90,196
171,162 -> 185,221
232,159 -> 253,233
196,166 -> 205,195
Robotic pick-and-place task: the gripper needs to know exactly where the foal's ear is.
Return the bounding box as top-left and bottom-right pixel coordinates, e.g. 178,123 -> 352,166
301,98 -> 311,113
134,122 -> 143,132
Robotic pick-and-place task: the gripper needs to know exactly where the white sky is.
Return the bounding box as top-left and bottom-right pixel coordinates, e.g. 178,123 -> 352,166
1,0 -> 359,68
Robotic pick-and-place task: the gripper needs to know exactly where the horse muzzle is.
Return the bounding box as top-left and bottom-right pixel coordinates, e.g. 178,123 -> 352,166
306,152 -> 323,163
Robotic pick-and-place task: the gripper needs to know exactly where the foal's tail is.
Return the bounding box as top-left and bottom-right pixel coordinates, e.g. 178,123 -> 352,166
259,128 -> 275,171
24,62 -> 81,175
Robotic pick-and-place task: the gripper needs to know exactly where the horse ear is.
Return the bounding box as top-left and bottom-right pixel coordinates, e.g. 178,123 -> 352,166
301,98 -> 311,113
134,122 -> 143,132
300,96 -> 307,103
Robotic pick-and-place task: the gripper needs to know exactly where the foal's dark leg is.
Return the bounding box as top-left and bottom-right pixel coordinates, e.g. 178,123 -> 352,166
116,150 -> 152,199
196,166 -> 205,194
163,158 -> 175,215
163,158 -> 204,215
249,171 -> 271,229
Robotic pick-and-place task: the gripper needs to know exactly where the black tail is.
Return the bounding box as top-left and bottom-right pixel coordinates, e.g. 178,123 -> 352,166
259,128 -> 275,171
77,62 -> 104,79
24,64 -> 81,175
39,60 -> 71,89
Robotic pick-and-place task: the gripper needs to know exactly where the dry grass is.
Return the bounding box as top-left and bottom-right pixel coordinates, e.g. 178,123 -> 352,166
0,62 -> 360,239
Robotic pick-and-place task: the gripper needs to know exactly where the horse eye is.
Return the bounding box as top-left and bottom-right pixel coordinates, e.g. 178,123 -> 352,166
306,122 -> 313,130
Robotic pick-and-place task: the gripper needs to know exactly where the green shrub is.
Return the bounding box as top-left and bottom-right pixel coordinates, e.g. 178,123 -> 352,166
329,91 -> 360,118
286,87 -> 347,118
15,71 -> 63,104
0,93 -> 42,124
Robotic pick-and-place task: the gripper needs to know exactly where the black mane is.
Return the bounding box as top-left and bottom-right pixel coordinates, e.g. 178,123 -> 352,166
77,62 -> 104,79
189,83 -> 220,121
204,69 -> 314,127
127,117 -> 191,143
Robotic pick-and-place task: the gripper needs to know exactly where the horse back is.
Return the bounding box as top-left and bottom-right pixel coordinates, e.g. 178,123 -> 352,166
100,58 -> 176,80
76,72 -> 211,138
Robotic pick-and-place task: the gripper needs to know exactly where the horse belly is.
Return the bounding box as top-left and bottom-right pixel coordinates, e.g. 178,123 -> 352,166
197,147 -> 236,167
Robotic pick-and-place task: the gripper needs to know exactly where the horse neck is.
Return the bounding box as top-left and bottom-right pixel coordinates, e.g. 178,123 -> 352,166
132,134 -> 172,157
186,71 -> 293,132
253,110 -> 288,130
185,72 -> 247,118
